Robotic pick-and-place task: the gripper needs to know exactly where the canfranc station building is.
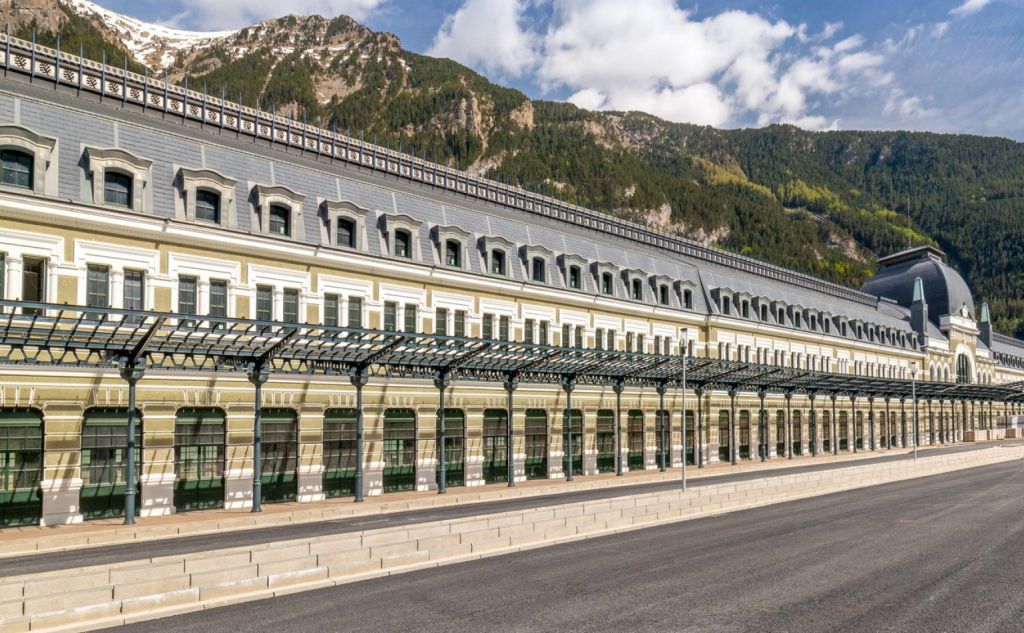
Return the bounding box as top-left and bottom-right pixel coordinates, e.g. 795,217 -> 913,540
1,35 -> 1023,528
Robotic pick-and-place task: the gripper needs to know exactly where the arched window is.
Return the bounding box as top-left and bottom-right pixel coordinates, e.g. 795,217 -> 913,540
531,257 -> 545,282
568,265 -> 581,289
0,149 -> 33,189
194,189 -> 220,223
956,354 -> 972,384
601,272 -> 613,295
268,204 -> 291,236
445,239 -> 461,267
393,229 -> 411,258
104,171 -> 133,208
490,249 -> 506,275
337,218 -> 356,248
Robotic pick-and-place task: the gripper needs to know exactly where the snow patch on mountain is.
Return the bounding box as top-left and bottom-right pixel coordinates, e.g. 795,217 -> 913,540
64,0 -> 234,68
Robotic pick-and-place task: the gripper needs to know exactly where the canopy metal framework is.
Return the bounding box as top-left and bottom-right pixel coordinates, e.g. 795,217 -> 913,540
2,300 -> 1022,522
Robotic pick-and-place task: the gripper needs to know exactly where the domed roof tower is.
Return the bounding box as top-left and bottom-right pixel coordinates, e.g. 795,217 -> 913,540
861,245 -> 975,324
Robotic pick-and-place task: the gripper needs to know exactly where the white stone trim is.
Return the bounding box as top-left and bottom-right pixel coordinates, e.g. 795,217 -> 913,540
175,166 -> 238,228
84,146 -> 152,212
0,124 -> 57,196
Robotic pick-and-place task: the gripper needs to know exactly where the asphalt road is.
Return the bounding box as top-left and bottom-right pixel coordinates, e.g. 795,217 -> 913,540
116,455 -> 1024,633
5,441 -> 1016,578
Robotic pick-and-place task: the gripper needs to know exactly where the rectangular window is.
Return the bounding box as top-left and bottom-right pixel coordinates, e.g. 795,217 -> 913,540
178,276 -> 198,315
562,324 -> 571,348
324,293 -> 339,327
209,279 -> 228,320
383,301 -> 397,331
256,285 -> 274,321
283,289 -> 300,323
637,334 -> 645,352
684,289 -> 693,309
0,253 -> 4,300
539,320 -> 549,345
626,332 -> 634,353
435,307 -> 448,336
499,315 -> 510,341
595,328 -> 604,350
348,296 -> 363,328
654,335 -> 662,355
86,264 -> 110,310
123,270 -> 144,312
482,313 -> 494,340
607,329 -> 616,351
574,325 -> 584,349
524,318 -> 534,344
454,310 -> 466,338
103,171 -> 132,208
404,304 -> 417,333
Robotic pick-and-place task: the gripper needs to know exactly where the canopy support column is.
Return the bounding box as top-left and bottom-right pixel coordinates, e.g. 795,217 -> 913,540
784,391 -> 793,460
696,387 -> 705,469
434,370 -> 451,495
912,380 -> 918,460
810,393 -> 818,456
850,395 -> 858,453
831,393 -> 838,455
350,368 -> 369,503
249,365 -> 270,513
120,362 -> 145,525
504,373 -> 518,487
613,380 -> 624,476
885,397 -> 892,448
680,366 -> 688,490
758,390 -> 767,462
927,400 -> 933,445
868,396 -> 876,451
562,377 -> 575,482
657,383 -> 667,472
729,387 -> 737,466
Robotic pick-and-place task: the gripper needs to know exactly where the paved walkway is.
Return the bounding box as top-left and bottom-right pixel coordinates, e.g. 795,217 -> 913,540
114,456 -> 1024,633
1,441 -> 1014,578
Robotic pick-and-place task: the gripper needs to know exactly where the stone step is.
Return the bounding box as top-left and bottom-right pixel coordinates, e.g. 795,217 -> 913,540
0,445 -> 1018,633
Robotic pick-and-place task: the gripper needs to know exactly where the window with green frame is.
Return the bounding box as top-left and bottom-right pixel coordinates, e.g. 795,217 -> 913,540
0,410 -> 42,493
174,408 -> 225,481
524,409 -> 547,479
81,408 -> 140,487
383,409 -> 416,492
323,409 -> 357,472
596,410 -> 615,472
438,408 -> 465,487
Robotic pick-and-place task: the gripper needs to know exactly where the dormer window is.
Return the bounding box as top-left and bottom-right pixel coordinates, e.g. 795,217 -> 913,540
445,239 -> 462,267
778,308 -> 785,323
722,296 -> 731,315
195,189 -> 220,223
269,204 -> 291,236
684,289 -> 693,309
631,279 -> 643,301
491,250 -> 506,275
793,312 -> 802,328
394,229 -> 412,258
741,301 -> 749,318
1,149 -> 32,189
338,218 -> 356,248
0,126 -> 57,195
760,305 -> 768,321
104,171 -> 133,208
531,257 -> 545,283
659,285 -> 669,306
569,266 -> 581,289
601,272 -> 613,295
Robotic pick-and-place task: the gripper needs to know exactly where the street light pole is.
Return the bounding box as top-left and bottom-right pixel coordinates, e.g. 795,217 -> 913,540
912,362 -> 918,461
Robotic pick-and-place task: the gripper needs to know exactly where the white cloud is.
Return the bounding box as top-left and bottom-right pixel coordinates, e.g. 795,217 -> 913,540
428,0 -> 926,132
426,0 -> 539,79
171,0 -> 387,30
932,21 -> 951,38
950,0 -> 991,17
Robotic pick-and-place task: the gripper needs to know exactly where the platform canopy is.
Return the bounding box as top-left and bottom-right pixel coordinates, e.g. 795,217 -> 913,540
1,300 -> 1022,401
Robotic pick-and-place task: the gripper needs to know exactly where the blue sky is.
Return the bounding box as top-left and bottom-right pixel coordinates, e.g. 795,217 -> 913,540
91,0 -> 1024,139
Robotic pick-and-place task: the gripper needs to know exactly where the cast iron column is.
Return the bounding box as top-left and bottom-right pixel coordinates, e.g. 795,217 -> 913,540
868,396 -> 876,451
249,365 -> 270,513
657,383 -> 667,472
831,393 -> 838,455
759,390 -> 767,462
785,390 -> 793,459
696,387 -> 705,468
809,392 -> 817,456
350,368 -> 368,502
729,387 -> 738,465
504,373 -> 518,487
434,371 -> 451,495
562,376 -> 575,481
613,380 -> 624,476
851,395 -> 858,453
121,362 -> 145,525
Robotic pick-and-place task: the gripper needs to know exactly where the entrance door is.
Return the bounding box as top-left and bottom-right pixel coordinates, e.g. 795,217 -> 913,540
839,412 -> 849,451
438,409 -> 465,488
596,410 -> 615,473
0,409 -> 42,527
738,410 -> 750,459
261,409 -> 298,503
685,411 -> 695,465
323,409 -> 356,498
173,408 -> 225,511
792,412 -> 802,455
562,410 -> 583,477
523,409 -> 547,480
655,409 -> 670,469
628,410 -> 645,470
822,412 -> 831,453
776,411 -> 786,456
383,409 -> 416,493
80,408 -> 141,520
482,409 -> 508,483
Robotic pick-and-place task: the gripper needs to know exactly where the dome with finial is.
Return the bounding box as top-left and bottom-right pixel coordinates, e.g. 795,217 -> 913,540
861,245 -> 975,324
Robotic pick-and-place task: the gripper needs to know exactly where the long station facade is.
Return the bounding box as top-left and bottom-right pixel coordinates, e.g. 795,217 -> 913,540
1,35 -> 1024,527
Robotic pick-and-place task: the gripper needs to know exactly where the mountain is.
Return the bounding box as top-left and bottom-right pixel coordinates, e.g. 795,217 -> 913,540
8,1 -> 1024,336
